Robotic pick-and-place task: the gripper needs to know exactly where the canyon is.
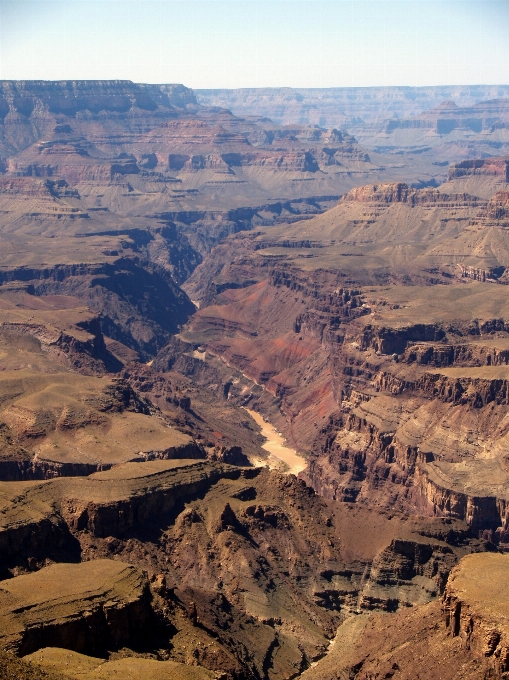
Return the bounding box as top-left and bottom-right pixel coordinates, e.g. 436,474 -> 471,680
0,79 -> 509,679
197,86 -> 509,163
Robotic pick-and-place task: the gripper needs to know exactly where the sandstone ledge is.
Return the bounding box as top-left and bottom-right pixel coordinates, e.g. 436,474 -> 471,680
0,560 -> 151,656
443,553 -> 509,675
0,460 -> 249,567
25,648 -> 215,679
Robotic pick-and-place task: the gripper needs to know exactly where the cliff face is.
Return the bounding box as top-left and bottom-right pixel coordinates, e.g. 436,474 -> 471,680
0,560 -> 152,657
170,161 -> 509,547
0,258 -> 195,358
0,456 -> 487,679
442,553 -> 509,677
0,82 -> 430,369
5,82 -> 509,680
301,552 -> 509,680
0,80 -> 197,156
0,80 -> 380,188
447,157 -> 509,182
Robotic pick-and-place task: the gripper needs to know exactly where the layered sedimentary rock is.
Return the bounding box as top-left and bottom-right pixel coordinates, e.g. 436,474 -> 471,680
0,80 -> 443,373
168,159 -> 509,551
3,81 -> 509,680
442,553 -> 509,676
0,313 -> 199,478
0,454 -> 487,679
0,560 -> 151,656
196,86 -> 509,163
300,552 -> 509,680
0,80 -> 197,157
196,85 -> 509,129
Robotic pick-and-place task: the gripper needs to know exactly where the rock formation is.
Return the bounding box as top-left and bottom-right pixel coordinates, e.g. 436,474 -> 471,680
196,86 -> 509,163
2,80 -> 509,679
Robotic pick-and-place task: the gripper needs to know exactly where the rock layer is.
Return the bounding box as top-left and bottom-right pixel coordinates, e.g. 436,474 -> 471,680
0,560 -> 151,656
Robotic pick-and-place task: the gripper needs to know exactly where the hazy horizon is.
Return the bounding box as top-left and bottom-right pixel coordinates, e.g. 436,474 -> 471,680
1,0 -> 508,89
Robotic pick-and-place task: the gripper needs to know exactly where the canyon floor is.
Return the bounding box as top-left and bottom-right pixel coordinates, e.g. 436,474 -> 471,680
1,80 -> 509,679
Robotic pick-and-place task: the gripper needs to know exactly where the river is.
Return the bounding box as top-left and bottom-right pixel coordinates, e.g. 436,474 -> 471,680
244,408 -> 307,476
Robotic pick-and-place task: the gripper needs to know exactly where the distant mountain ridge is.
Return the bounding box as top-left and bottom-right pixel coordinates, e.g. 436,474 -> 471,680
195,85 -> 509,128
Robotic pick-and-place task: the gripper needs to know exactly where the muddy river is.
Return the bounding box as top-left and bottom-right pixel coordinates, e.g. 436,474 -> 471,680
245,408 -> 307,476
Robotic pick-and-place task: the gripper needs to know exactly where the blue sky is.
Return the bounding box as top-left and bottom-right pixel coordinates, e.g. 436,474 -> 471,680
1,0 -> 508,88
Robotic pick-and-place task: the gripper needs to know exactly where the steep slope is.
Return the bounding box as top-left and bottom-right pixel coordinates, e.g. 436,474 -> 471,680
1,79 -> 434,214
4,82 -> 509,680
0,456 -> 487,679
0,81 -> 448,363
302,552 -> 509,680
166,158 -> 509,546
0,80 -> 197,157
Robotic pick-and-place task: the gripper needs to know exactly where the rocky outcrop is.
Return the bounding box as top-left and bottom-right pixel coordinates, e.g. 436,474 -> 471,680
443,553 -> 509,676
0,80 -> 197,156
0,459 -> 488,680
342,183 -> 411,204
487,190 -> 509,220
416,371 -> 509,407
455,263 -> 506,282
359,323 -> 445,354
402,341 -> 509,368
341,182 -> 484,208
301,552 -> 509,680
1,315 -> 122,375
0,560 -> 152,656
414,465 -> 508,536
447,157 -> 509,181
0,258 -> 196,358
0,461 -> 250,569
0,458 -> 114,482
66,461 -> 247,538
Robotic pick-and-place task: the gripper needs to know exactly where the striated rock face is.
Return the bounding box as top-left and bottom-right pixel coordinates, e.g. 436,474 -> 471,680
443,553 -> 509,676
0,80 -> 197,156
0,259 -> 196,359
0,460 -> 245,565
0,454 -> 487,680
195,87 -> 509,164
448,157 -> 509,182
0,78 -> 394,214
62,460 -> 245,538
487,190 -> 509,221
4,82 -> 509,679
0,560 -> 151,656
341,181 -> 484,208
342,182 -> 411,204
300,552 -> 509,680
172,161 -> 509,549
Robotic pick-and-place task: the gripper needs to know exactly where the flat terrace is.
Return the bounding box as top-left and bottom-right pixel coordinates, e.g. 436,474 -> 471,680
0,459 -> 241,538
361,283 -> 509,327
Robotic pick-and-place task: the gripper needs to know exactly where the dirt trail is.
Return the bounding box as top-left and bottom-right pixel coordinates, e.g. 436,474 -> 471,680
245,409 -> 307,476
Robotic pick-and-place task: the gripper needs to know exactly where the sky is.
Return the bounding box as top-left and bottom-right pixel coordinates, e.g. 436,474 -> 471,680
0,0 -> 508,89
